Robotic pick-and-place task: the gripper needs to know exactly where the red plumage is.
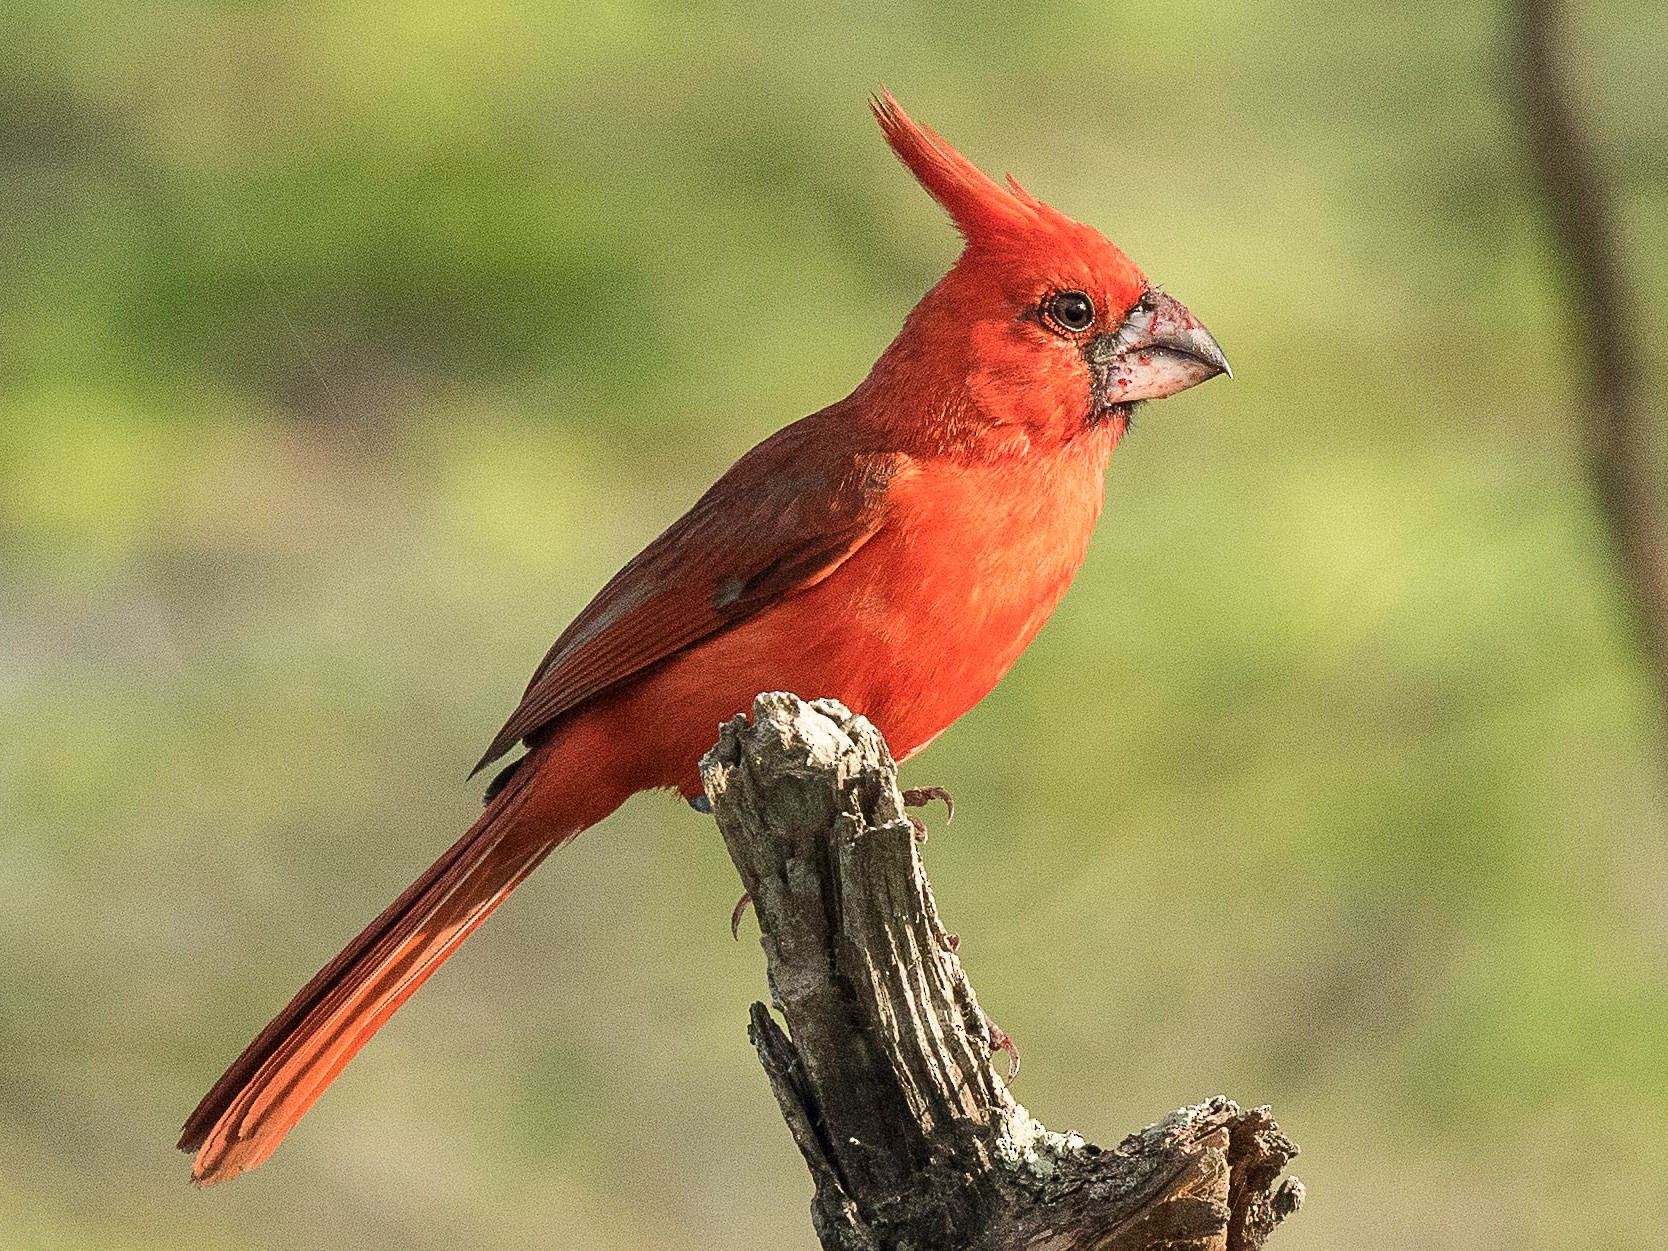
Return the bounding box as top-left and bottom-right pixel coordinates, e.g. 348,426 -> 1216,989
179,91 -> 1228,1183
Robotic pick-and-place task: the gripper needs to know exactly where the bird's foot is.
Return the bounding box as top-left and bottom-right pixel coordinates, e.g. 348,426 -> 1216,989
901,785 -> 954,842
986,1017 -> 1021,1082
730,891 -> 753,940
695,796 -> 750,935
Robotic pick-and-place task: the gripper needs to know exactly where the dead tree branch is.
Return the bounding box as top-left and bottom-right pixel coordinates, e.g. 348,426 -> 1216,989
700,692 -> 1302,1251
1509,0 -> 1668,722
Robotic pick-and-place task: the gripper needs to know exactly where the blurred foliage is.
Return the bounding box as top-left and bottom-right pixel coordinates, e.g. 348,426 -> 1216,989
3,1 -> 1667,1248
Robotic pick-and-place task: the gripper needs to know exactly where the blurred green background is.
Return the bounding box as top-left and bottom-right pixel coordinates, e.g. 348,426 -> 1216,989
4,1 -> 1667,1247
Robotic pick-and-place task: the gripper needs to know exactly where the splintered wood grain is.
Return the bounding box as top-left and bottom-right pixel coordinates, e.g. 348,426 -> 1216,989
702,693 -> 1300,1251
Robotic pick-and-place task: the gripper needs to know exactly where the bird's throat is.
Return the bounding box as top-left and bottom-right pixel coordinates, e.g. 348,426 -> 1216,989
1096,401 -> 1137,444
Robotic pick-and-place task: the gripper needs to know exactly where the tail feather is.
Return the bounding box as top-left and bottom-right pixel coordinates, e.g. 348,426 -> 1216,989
179,774 -> 566,1184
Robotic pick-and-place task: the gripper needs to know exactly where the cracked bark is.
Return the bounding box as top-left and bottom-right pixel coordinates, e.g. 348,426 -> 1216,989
700,692 -> 1302,1250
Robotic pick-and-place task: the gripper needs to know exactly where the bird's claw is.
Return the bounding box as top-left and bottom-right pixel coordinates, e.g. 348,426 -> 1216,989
901,785 -> 954,824
986,1018 -> 1021,1082
941,918 -> 1015,1078
902,786 -> 954,841
730,891 -> 753,940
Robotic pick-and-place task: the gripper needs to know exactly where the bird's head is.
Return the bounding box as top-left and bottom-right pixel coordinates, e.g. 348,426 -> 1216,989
867,92 -> 1229,440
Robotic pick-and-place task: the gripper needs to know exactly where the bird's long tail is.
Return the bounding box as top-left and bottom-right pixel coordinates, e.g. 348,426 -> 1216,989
178,754 -> 591,1184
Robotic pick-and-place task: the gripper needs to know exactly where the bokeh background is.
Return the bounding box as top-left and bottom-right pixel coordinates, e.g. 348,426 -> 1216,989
4,2 -> 1667,1247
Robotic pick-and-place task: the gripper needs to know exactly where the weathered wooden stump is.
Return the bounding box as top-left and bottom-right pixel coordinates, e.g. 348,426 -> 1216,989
701,692 -> 1302,1251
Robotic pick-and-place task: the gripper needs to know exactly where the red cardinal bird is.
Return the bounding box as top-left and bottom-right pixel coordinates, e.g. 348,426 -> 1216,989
180,92 -> 1229,1183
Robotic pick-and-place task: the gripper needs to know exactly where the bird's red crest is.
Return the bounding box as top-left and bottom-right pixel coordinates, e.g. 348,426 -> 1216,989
870,90 -> 1144,304
869,90 -> 1048,242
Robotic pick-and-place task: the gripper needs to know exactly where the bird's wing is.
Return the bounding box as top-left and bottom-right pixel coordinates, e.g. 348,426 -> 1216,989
473,424 -> 909,774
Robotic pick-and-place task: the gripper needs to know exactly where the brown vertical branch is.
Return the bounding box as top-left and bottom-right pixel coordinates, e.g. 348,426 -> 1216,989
1509,0 -> 1668,723
701,693 -> 1302,1250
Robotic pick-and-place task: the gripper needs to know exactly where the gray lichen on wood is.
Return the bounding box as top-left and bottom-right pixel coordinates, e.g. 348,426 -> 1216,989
700,692 -> 1302,1250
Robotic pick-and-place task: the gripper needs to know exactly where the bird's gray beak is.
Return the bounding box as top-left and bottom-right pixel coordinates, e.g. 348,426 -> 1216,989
1088,288 -> 1231,406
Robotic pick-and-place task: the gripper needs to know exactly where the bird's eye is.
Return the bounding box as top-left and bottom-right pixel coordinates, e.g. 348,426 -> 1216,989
1043,290 -> 1095,334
